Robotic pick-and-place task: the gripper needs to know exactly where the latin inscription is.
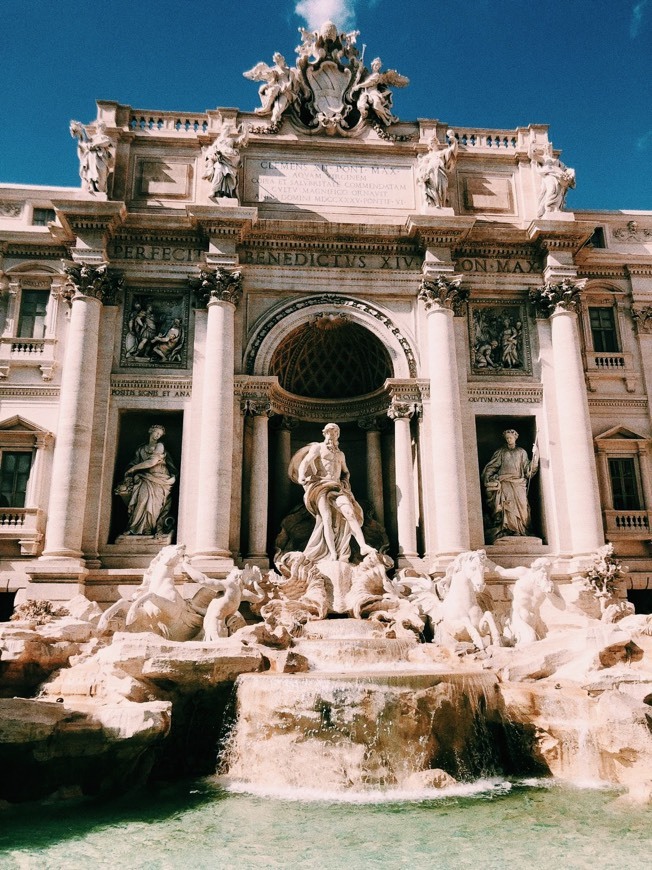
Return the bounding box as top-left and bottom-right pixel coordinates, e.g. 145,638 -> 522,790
111,379 -> 191,398
457,258 -> 539,274
240,249 -> 421,270
109,243 -> 204,262
245,159 -> 415,209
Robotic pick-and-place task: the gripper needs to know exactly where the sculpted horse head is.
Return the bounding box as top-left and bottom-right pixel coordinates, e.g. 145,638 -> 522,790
444,549 -> 488,596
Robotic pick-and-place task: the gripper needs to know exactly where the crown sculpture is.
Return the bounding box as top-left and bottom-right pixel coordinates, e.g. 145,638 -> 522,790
244,20 -> 409,137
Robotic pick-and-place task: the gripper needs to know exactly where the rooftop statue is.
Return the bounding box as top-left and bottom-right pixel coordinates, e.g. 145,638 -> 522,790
416,130 -> 459,209
244,21 -> 409,136
70,120 -> 114,194
202,117 -> 248,201
529,140 -> 576,217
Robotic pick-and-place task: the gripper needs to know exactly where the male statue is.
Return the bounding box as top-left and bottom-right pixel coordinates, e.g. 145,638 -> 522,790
290,423 -> 374,563
482,429 -> 539,543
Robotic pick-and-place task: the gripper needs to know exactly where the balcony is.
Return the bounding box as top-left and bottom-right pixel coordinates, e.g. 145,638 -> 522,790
0,337 -> 56,380
603,509 -> 652,540
584,351 -> 638,392
0,507 -> 45,555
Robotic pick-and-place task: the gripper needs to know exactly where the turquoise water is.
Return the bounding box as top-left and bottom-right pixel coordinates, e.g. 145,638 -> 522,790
1,778 -> 650,870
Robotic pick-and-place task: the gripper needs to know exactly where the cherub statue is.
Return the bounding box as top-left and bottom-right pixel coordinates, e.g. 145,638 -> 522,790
243,52 -> 303,127
416,130 -> 459,209
529,141 -> 576,217
351,58 -> 409,127
202,120 -> 248,200
70,120 -> 114,194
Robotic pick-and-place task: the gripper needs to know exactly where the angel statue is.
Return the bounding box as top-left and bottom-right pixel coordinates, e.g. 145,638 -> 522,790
202,120 -> 248,200
70,120 -> 114,194
528,141 -> 576,217
351,58 -> 409,127
243,52 -> 303,127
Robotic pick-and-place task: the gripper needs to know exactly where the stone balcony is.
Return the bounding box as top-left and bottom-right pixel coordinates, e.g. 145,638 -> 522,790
584,350 -> 638,392
0,337 -> 56,381
0,508 -> 45,555
603,509 -> 652,540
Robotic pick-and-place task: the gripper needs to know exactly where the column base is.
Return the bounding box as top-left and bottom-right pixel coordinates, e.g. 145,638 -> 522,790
396,554 -> 428,572
23,557 -> 89,589
244,554 -> 270,570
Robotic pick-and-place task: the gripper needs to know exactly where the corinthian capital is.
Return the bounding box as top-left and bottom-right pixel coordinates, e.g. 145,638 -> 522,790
241,397 -> 272,417
191,267 -> 243,308
418,275 -> 468,315
632,305 -> 652,334
59,262 -> 123,305
529,279 -> 583,317
387,399 -> 419,421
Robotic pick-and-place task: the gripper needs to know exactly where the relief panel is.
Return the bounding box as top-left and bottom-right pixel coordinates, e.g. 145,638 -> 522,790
121,289 -> 189,369
132,157 -> 195,200
469,301 -> 532,376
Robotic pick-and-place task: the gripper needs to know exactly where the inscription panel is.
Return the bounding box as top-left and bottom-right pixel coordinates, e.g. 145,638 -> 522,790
244,158 -> 416,210
459,174 -> 515,214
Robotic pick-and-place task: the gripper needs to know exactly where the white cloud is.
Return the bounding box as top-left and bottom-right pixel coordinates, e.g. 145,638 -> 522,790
636,130 -> 652,151
630,0 -> 649,38
295,0 -> 358,30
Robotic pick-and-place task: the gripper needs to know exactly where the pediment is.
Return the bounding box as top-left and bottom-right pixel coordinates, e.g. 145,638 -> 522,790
0,416 -> 52,447
595,425 -> 648,442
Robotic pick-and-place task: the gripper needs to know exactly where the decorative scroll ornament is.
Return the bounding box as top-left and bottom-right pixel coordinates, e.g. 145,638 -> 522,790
244,21 -> 409,137
529,280 -> 582,317
190,267 -> 243,307
418,275 -> 468,315
631,305 -> 652,334
59,262 -> 123,305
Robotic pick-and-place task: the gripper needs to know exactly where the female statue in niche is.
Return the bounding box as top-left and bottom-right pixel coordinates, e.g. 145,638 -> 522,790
115,424 -> 177,537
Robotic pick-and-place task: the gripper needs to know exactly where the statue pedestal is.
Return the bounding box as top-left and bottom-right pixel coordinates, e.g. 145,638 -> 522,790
489,536 -> 543,550
316,559 -> 353,614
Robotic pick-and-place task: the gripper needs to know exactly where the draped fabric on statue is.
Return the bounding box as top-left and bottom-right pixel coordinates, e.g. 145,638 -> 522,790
123,444 -> 176,535
482,446 -> 533,538
288,443 -> 364,562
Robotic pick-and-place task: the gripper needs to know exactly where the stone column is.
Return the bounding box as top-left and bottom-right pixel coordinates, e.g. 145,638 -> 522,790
595,447 -> 612,510
243,398 -> 271,562
192,268 -> 242,561
42,264 -> 122,560
632,304 -> 652,429
637,443 -> 652,511
359,417 -> 385,526
387,400 -> 418,560
274,416 -> 298,523
531,280 -> 604,554
418,276 -> 471,556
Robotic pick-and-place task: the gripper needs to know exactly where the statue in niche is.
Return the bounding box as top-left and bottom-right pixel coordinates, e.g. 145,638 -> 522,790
69,120 -> 114,194
416,130 -> 458,208
290,423 -> 375,563
115,424 -> 177,538
202,120 -> 249,200
482,429 -> 539,543
351,57 -> 408,127
529,141 -> 576,217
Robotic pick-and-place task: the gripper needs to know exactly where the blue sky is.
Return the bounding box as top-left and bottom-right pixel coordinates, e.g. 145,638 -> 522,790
1,0 -> 651,211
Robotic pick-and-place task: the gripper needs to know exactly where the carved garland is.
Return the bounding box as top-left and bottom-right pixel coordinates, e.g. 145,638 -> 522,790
245,294 -> 417,378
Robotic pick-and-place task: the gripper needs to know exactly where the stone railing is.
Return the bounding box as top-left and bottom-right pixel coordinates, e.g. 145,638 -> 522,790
584,350 -> 637,392
0,507 -> 44,555
0,336 -> 56,380
453,129 -> 518,151
128,113 -> 209,135
603,509 -> 652,539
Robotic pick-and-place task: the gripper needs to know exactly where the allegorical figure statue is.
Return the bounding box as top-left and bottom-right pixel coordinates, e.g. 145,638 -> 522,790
416,130 -> 458,209
529,142 -> 576,217
202,121 -> 248,200
115,424 -> 177,537
290,423 -> 374,563
70,120 -> 114,194
351,57 -> 408,127
482,429 -> 539,542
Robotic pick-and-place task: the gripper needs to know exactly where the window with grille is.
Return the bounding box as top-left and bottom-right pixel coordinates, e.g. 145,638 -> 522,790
17,290 -> 49,338
589,306 -> 619,353
0,451 -> 32,507
608,457 -> 642,511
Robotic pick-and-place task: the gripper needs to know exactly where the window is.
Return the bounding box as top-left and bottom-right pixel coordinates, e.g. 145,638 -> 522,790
608,457 -> 642,511
589,306 -> 619,353
587,227 -> 606,249
32,208 -> 55,226
17,290 -> 48,338
0,451 -> 32,507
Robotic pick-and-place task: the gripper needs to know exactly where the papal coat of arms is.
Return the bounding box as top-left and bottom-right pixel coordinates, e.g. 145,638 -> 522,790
244,20 -> 409,137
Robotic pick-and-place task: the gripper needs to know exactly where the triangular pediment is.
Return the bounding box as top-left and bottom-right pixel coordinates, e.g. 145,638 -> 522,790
595,425 -> 648,442
0,415 -> 48,434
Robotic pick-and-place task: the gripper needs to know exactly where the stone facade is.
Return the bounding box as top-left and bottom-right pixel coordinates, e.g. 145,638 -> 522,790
1,24 -> 651,605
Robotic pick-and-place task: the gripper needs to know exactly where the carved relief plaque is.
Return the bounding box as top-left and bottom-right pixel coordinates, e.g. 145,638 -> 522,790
121,289 -> 189,369
459,174 -> 515,214
133,158 -> 194,200
469,301 -> 532,376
